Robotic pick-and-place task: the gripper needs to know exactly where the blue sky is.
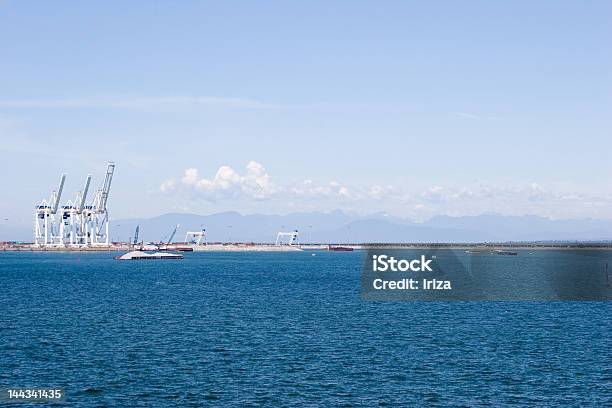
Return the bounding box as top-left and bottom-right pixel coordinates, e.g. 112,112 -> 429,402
0,1 -> 611,226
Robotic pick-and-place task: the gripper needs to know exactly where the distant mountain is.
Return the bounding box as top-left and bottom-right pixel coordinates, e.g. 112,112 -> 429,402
3,211 -> 612,243
422,213 -> 612,242
104,211 -> 612,243
310,219 -> 494,243
111,210 -> 367,243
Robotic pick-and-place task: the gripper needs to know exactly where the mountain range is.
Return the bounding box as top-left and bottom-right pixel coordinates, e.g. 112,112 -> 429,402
4,210 -> 611,243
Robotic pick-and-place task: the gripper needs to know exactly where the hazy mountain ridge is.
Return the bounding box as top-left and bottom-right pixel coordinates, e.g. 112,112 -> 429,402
3,211 -> 612,243
110,211 -> 612,243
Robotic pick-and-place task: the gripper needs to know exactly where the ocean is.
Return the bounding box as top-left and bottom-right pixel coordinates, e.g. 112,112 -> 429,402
1,251 -> 610,406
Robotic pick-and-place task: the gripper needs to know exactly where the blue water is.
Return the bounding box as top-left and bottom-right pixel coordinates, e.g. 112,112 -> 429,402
1,251 -> 610,406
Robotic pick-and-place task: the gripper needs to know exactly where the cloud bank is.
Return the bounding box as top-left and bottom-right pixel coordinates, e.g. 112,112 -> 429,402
160,161 -> 360,202
159,161 -> 612,220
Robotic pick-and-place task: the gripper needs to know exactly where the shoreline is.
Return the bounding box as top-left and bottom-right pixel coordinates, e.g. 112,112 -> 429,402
2,242 -> 612,252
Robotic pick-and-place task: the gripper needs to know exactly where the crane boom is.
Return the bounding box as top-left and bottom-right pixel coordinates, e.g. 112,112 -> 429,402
167,224 -> 180,244
77,175 -> 92,212
51,174 -> 66,214
96,162 -> 115,211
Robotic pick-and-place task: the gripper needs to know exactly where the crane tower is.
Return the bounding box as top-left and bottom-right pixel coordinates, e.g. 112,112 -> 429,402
34,174 -> 66,246
85,162 -> 115,246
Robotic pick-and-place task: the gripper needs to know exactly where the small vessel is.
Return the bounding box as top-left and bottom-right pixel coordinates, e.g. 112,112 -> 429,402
328,245 -> 354,252
492,249 -> 518,256
114,251 -> 184,260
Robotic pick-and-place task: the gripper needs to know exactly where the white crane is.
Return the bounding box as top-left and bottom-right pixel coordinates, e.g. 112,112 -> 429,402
133,225 -> 140,246
60,174 -> 92,246
167,224 -> 180,244
93,163 -> 115,213
84,162 -> 115,246
77,175 -> 92,213
34,173 -> 66,246
33,162 -> 116,247
184,229 -> 206,246
276,230 -> 299,246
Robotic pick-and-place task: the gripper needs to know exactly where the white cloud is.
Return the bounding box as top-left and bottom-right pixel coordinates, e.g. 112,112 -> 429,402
421,185 -> 447,202
161,161 -> 276,201
288,179 -> 354,200
367,184 -> 397,200
0,96 -> 431,116
159,161 -> 612,219
0,96 -> 416,113
161,162 -> 365,203
159,179 -> 176,193
0,96 -> 285,110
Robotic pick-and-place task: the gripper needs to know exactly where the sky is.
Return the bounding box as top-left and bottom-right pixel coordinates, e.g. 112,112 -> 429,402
0,1 -> 611,227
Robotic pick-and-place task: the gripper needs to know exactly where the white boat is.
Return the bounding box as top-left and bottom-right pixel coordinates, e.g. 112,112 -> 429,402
114,250 -> 184,260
